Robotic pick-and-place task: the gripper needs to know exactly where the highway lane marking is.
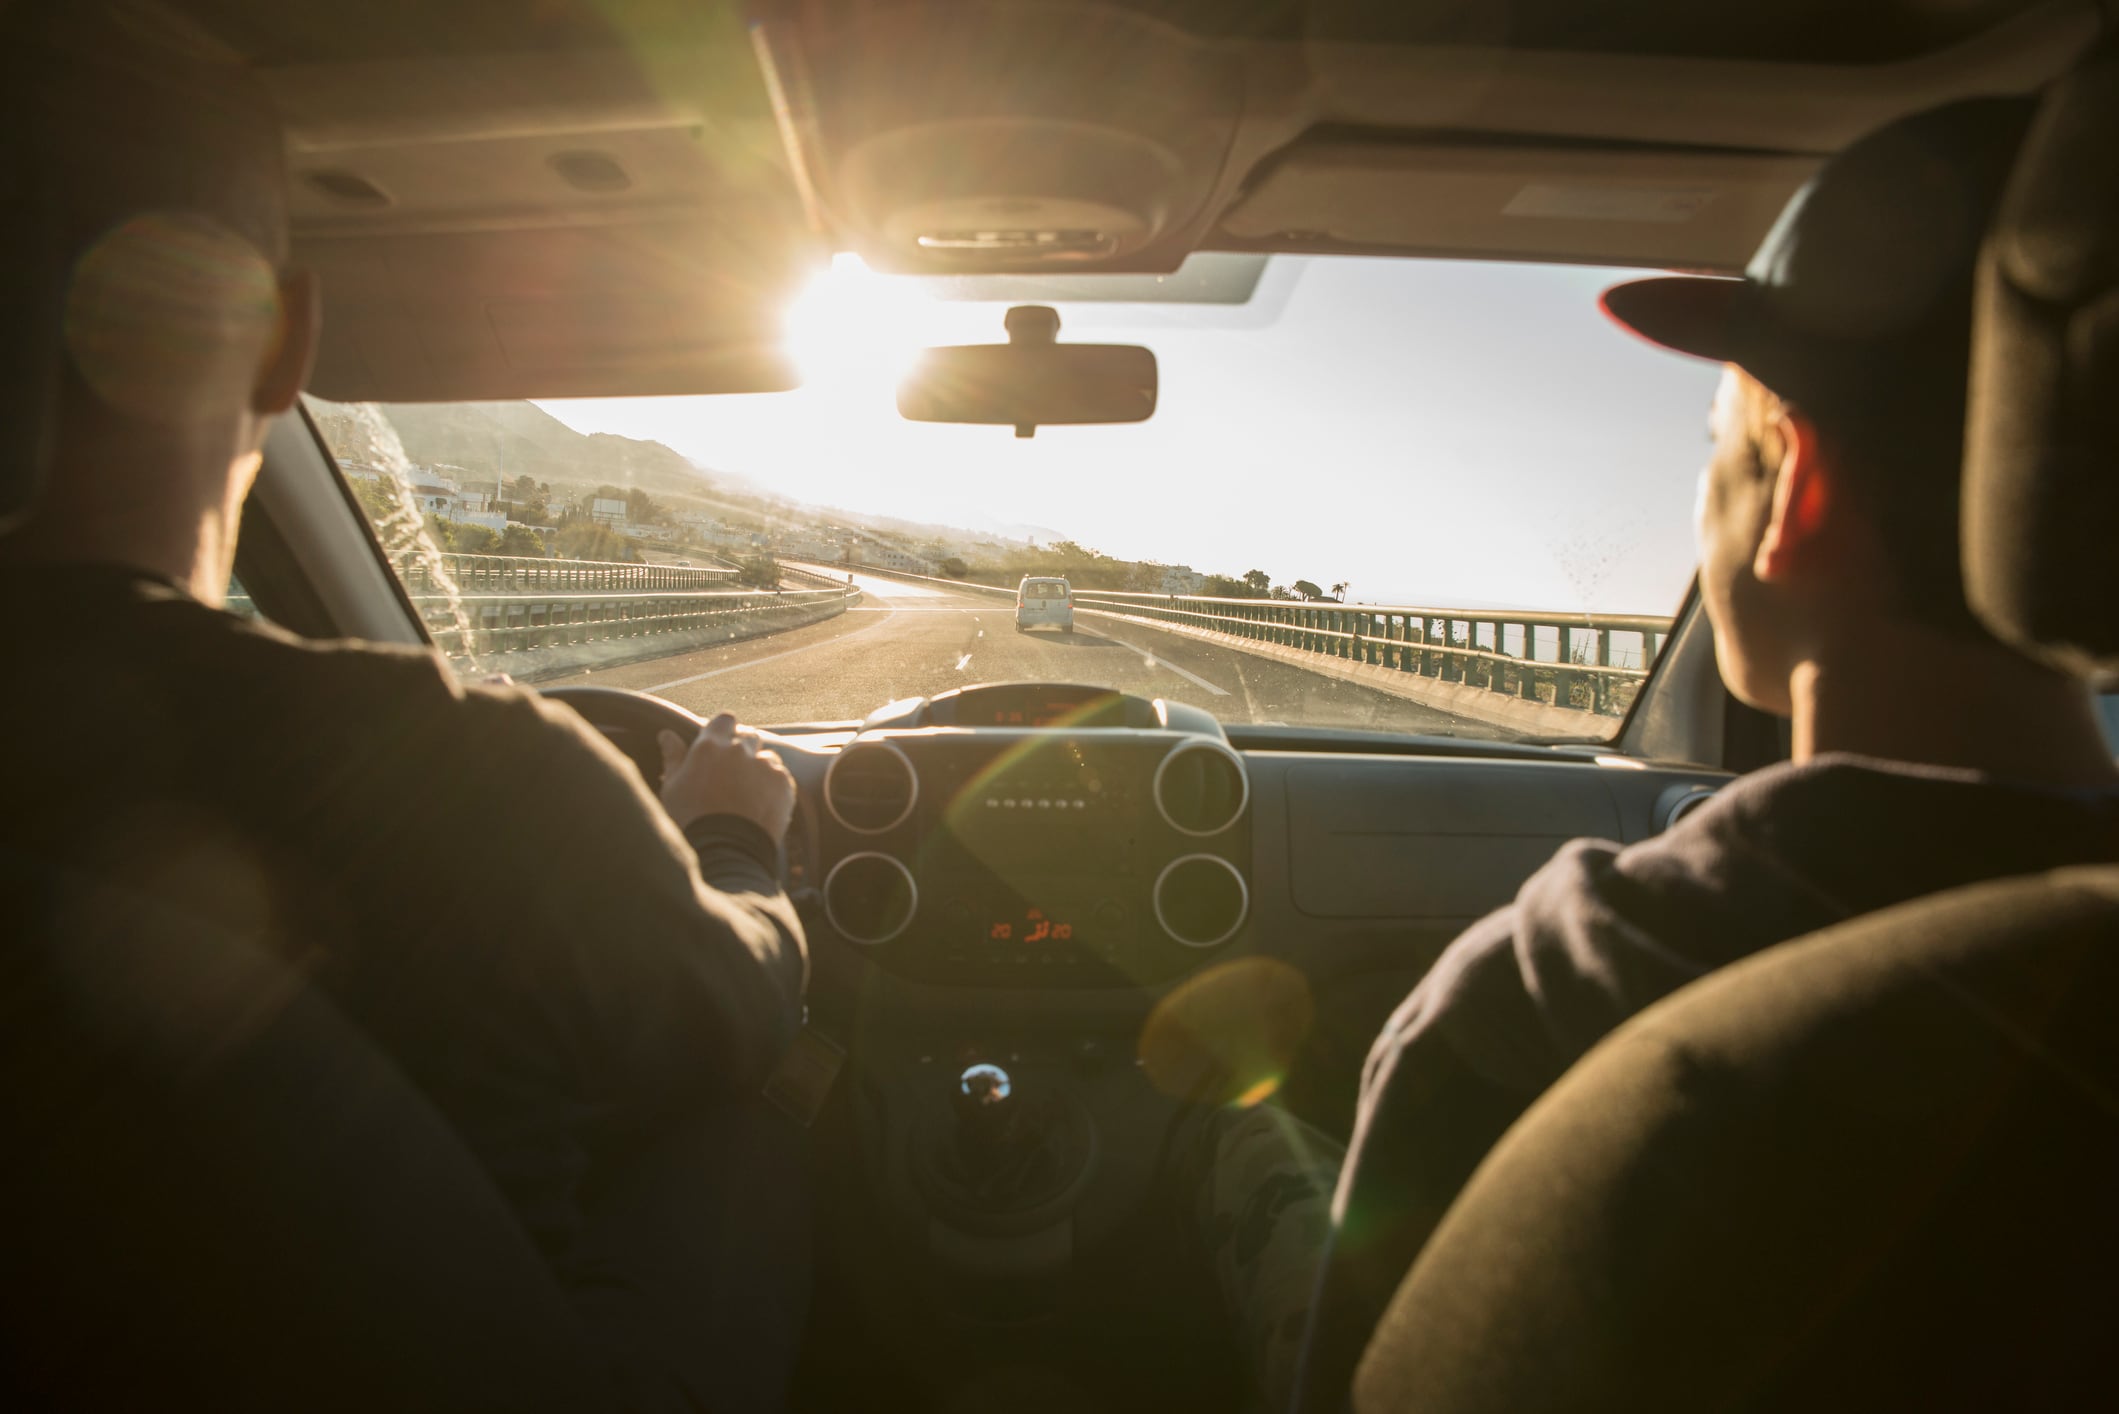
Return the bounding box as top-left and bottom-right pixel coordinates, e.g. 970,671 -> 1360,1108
642,601 -> 900,695
1080,628 -> 1230,697
1231,657 -> 1265,721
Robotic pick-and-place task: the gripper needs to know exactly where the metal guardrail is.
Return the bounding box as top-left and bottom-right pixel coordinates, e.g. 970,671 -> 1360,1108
407,553 -> 858,660
1069,591 -> 1669,716
824,562 -> 1672,717
400,552 -> 737,595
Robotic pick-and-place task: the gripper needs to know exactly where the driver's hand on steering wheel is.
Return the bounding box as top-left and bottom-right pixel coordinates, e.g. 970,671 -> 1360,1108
657,712 -> 797,843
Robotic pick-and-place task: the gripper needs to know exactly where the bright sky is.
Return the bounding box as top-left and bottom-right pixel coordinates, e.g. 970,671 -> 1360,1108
537,254 -> 1721,615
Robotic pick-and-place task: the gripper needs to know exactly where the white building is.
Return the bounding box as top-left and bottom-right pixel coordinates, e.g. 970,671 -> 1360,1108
779,537 -> 841,561
405,467 -> 462,516
876,547 -> 934,575
678,517 -> 764,550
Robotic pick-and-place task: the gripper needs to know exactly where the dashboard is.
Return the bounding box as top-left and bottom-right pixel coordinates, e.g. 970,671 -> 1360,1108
551,679 -> 1728,1006
546,678 -> 1734,1390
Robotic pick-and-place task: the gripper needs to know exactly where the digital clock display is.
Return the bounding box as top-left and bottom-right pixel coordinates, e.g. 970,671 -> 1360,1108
986,907 -> 1078,945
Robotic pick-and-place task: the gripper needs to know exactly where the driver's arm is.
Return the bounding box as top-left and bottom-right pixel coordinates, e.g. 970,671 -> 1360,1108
422,689 -> 807,1269
510,706 -> 811,1414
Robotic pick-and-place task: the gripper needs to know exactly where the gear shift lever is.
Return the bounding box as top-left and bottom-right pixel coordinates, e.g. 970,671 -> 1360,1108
953,1062 -> 1019,1164
922,1060 -> 1091,1216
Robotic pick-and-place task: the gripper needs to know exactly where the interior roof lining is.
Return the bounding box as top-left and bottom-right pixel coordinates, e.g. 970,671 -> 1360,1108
207,0 -> 2103,398
256,16 -> 2098,153
184,0 -> 2072,66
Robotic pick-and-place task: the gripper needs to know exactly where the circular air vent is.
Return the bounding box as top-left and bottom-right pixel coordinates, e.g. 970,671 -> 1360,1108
825,741 -> 918,833
824,853 -> 917,945
1154,855 -> 1249,949
1153,740 -> 1248,837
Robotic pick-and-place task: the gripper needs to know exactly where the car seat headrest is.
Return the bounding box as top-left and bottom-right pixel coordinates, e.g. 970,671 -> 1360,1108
1963,43 -> 2119,676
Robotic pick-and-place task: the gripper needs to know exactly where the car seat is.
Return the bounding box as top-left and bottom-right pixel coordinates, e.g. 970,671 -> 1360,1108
0,862 -> 612,1412
1351,42 -> 2119,1414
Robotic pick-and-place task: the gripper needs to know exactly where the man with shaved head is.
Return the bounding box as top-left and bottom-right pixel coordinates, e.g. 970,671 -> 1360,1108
2,6 -> 811,1409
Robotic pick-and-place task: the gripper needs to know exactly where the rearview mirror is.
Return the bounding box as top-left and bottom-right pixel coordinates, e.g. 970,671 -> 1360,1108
896,305 -> 1157,438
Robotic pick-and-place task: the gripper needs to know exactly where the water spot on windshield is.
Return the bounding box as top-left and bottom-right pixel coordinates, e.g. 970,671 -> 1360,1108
305,397 -> 481,672
1541,503 -> 1649,616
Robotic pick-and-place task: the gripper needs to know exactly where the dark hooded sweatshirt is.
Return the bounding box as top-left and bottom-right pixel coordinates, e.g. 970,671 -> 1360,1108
2,566 -> 806,1410
1296,753 -> 2119,1411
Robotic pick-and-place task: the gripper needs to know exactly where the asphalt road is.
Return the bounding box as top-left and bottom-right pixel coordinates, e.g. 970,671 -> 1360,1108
549,572 -> 1504,736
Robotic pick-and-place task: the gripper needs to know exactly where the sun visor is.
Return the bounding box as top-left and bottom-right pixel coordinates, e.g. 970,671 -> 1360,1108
1221,143 -> 1817,271
300,219 -> 816,401
272,29 -> 823,403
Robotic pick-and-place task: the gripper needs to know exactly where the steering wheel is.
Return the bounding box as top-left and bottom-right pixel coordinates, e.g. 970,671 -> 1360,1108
539,686 -> 705,792
542,684 -> 820,915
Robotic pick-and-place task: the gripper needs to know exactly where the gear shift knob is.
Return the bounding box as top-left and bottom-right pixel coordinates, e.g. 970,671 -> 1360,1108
926,1060 -> 1087,1213
955,1062 -> 1015,1135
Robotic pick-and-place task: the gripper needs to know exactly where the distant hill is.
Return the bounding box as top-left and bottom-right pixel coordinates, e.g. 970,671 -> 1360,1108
308,398 -> 714,501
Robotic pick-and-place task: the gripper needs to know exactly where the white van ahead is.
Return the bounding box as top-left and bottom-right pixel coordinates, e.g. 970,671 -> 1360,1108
1015,576 -> 1073,633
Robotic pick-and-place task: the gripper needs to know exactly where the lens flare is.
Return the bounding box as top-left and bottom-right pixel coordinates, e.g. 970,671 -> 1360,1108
1138,957 -> 1315,1109
782,252 -> 933,390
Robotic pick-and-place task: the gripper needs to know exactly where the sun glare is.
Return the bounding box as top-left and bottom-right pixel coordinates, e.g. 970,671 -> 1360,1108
782,252 -> 934,391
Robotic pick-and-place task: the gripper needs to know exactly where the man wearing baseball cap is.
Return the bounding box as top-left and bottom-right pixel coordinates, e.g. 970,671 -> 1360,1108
1291,95 -> 2119,1412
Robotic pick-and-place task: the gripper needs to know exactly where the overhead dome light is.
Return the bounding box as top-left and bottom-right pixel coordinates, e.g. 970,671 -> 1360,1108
787,2 -> 1241,272
844,124 -> 1173,266
915,229 -> 1118,256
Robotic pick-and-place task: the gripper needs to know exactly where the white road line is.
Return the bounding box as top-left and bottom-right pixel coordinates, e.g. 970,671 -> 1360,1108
1085,628 -> 1230,697
643,603 -> 898,695
1231,656 -> 1265,720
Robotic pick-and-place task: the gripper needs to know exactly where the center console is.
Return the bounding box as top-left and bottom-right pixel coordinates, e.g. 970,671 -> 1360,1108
802,686 -> 1252,1391
816,689 -> 1254,984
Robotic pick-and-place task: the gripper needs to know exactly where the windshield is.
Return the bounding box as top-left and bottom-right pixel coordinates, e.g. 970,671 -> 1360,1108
307,254 -> 1716,741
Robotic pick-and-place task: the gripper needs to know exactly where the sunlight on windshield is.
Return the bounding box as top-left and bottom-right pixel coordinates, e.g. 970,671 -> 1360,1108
310,254 -> 1718,743
783,253 -> 934,389
547,255 -> 1721,615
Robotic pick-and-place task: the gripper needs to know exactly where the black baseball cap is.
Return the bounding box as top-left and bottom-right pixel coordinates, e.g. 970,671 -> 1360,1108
1601,97 -> 2035,417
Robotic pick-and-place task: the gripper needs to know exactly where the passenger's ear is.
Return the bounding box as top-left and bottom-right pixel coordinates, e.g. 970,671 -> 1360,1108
253,268 -> 319,416
1753,404 -> 1829,584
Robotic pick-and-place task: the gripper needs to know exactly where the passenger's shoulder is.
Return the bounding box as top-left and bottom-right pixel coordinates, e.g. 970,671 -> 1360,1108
1686,753 -> 2105,856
